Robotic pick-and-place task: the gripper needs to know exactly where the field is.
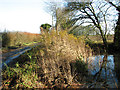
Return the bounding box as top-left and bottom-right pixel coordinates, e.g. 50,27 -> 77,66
2,32 -> 42,53
84,35 -> 114,54
1,32 -> 114,54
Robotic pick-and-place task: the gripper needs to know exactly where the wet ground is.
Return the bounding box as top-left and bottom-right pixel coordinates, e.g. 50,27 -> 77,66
1,42 -> 42,69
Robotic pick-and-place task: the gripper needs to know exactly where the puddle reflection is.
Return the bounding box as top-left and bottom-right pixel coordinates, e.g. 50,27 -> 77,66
87,54 -> 120,88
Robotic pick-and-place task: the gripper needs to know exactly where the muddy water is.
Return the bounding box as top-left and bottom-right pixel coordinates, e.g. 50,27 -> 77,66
87,54 -> 120,88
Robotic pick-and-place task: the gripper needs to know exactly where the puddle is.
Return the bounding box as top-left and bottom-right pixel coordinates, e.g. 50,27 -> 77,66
1,47 -> 32,69
87,54 -> 120,88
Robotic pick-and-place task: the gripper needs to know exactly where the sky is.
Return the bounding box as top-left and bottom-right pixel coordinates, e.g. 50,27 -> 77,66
0,0 -> 119,34
0,0 -> 53,33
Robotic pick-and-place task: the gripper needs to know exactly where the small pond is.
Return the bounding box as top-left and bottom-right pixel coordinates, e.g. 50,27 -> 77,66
87,54 -> 120,88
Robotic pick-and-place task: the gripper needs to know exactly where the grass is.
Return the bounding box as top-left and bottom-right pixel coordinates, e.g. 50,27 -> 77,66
2,30 -> 92,89
86,40 -> 114,54
2,41 -> 38,53
2,31 -> 42,53
2,31 -> 42,47
81,34 -> 114,54
93,40 -> 113,44
23,41 -> 40,45
79,34 -> 114,44
2,54 -> 42,88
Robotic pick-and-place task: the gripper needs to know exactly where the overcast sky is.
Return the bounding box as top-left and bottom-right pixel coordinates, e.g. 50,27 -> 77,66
0,0 -> 53,33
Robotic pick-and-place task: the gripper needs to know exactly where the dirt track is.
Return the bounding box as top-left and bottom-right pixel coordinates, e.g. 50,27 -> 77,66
1,42 -> 42,69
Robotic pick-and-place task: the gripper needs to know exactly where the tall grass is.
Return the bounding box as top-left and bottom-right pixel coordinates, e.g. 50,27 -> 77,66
2,30 -> 92,88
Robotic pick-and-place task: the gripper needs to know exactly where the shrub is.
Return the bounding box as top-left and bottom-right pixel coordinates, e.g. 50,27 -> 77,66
36,30 -> 92,87
2,30 -> 92,88
2,32 -> 10,47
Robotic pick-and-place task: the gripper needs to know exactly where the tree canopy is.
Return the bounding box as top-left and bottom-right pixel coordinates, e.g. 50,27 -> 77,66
43,0 -> 120,51
40,23 -> 52,33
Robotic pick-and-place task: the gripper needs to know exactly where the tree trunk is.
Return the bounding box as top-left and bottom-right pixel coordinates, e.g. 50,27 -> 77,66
97,25 -> 108,53
114,12 -> 120,50
108,2 -> 120,51
102,36 -> 108,53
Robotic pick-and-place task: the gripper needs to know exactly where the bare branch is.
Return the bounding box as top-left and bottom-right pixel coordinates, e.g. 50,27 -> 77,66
105,1 -> 120,12
98,5 -> 108,36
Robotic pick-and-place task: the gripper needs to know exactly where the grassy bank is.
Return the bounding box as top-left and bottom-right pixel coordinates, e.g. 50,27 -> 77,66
83,35 -> 115,54
2,31 -> 92,89
2,31 -> 42,47
2,31 -> 42,53
87,41 -> 116,54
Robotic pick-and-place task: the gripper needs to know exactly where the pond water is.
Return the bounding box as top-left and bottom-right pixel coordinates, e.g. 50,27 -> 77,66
87,54 -> 120,88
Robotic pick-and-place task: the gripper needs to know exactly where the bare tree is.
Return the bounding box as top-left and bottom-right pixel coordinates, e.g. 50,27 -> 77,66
44,1 -> 77,32
64,1 -> 115,52
105,0 -> 120,50
44,1 -> 66,31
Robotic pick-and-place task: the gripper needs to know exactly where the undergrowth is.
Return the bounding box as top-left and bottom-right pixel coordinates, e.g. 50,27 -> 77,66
2,30 -> 92,89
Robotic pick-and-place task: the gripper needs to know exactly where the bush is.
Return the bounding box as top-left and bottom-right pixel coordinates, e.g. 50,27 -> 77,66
2,32 -> 10,47
2,30 -> 92,88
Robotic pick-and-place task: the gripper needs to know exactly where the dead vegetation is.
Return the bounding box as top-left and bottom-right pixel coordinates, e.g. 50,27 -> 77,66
2,30 -> 92,88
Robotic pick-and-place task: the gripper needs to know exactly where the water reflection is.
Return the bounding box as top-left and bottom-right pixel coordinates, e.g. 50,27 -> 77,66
87,54 -> 119,88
